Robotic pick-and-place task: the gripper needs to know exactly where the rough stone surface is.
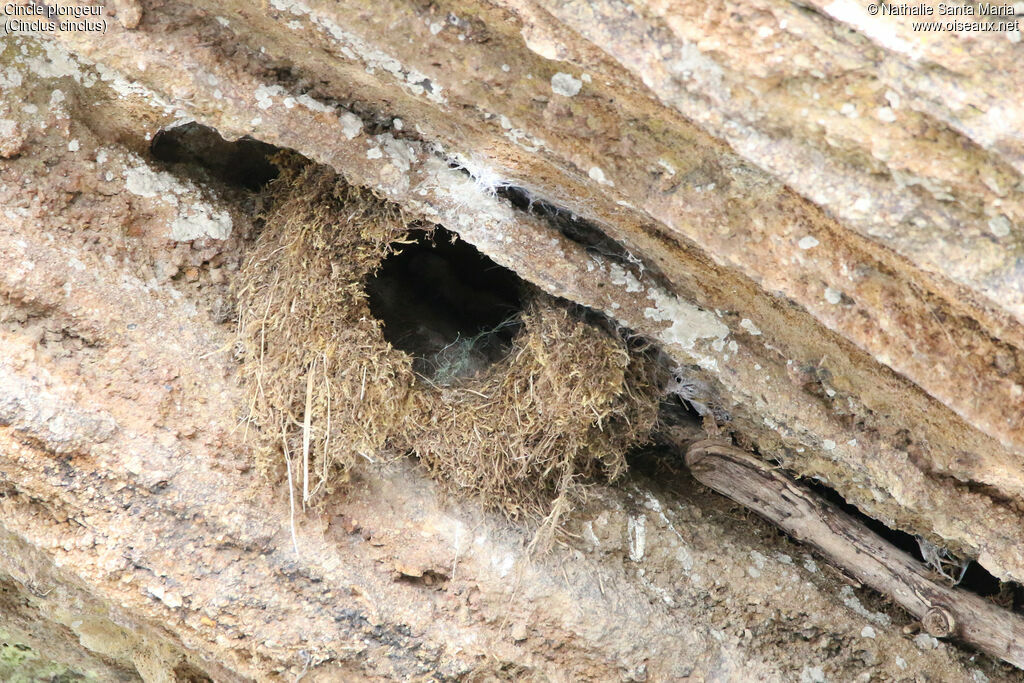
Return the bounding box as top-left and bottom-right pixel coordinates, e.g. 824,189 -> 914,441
1,0 -> 1023,679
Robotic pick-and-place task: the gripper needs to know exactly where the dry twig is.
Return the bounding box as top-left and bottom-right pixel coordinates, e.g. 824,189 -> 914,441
685,439 -> 1024,669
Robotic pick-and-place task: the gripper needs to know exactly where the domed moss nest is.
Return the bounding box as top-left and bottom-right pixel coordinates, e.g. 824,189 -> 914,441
234,156 -> 665,530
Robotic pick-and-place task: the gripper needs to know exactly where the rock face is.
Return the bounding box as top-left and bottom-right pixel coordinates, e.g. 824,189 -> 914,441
1,0 -> 1023,680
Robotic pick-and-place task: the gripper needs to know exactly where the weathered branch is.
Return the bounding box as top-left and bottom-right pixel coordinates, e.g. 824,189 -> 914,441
685,439 -> 1024,669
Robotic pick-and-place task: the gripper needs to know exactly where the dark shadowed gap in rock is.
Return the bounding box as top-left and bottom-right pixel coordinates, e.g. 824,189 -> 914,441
498,185 -> 641,267
492,183 -> 679,304
632,411 -> 1022,611
172,661 -> 215,683
365,227 -> 525,382
150,122 -> 279,191
803,478 -> 923,555
803,478 -> 1018,605
626,397 -> 706,479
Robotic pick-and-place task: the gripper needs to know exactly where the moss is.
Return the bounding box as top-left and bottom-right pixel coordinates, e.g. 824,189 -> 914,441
235,156 -> 415,494
0,629 -> 98,683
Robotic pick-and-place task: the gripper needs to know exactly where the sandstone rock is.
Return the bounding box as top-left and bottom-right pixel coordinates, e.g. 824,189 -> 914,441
1,1 -> 1023,679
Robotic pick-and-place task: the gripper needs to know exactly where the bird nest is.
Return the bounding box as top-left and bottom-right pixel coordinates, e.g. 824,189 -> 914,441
234,157 -> 665,528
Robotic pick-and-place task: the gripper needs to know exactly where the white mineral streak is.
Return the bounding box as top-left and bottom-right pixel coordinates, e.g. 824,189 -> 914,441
739,318 -> 762,336
628,514 -> 646,562
551,72 -> 582,97
340,112 -> 363,140
644,288 -> 729,352
588,166 -> 613,185
609,263 -> 642,293
270,0 -> 445,103
123,160 -> 232,240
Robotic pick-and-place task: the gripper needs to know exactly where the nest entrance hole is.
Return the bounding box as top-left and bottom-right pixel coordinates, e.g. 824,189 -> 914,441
365,227 -> 525,381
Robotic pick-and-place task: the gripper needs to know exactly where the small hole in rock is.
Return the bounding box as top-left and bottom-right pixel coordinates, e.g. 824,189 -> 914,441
150,122 -> 279,191
366,227 -> 524,382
